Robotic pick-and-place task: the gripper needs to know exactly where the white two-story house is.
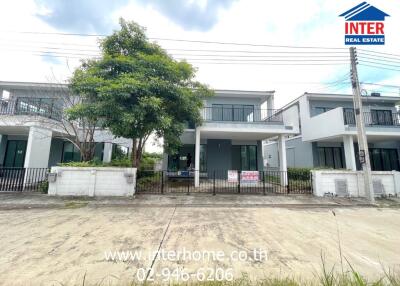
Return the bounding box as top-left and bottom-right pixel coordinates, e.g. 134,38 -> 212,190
0,81 -> 132,170
264,92 -> 400,172
162,89 -> 299,187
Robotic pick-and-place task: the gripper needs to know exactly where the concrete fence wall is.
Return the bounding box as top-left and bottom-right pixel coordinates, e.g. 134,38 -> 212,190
48,167 -> 137,197
312,170 -> 400,197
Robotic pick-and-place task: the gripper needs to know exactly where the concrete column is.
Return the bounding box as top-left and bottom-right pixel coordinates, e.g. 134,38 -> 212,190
194,128 -> 200,187
278,134 -> 288,186
343,135 -> 357,171
103,142 -> 113,163
24,126 -> 52,168
266,96 -> 275,117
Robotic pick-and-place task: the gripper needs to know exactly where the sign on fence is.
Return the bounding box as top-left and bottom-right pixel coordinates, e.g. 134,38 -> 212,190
241,171 -> 259,184
227,170 -> 238,183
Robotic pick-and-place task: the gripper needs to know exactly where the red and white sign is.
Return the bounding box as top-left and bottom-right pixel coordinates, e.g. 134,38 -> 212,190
227,170 -> 238,183
240,171 -> 259,183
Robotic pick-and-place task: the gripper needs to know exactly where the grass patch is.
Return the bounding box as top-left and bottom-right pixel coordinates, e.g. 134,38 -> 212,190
64,201 -> 89,209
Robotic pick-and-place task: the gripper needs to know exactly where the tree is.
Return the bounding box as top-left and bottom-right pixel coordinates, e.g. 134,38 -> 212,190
70,19 -> 213,168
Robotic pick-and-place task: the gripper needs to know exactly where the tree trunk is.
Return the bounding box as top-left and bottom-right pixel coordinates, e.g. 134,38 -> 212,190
131,138 -> 137,167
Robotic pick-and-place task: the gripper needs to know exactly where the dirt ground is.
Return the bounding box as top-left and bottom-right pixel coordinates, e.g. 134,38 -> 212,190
0,204 -> 399,285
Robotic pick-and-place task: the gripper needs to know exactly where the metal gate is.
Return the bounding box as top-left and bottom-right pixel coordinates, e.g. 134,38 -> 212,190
136,170 -> 312,195
0,168 -> 49,192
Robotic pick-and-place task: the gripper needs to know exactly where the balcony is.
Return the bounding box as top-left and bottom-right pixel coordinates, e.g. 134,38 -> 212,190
0,97 -> 63,121
202,107 -> 283,124
343,110 -> 400,127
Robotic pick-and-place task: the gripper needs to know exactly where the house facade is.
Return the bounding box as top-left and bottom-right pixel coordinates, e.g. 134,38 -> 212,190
264,92 -> 400,172
162,89 -> 298,187
0,81 -> 132,169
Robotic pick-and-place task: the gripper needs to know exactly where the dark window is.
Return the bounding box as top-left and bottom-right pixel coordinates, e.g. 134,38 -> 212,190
317,147 -> 345,169
61,142 -> 81,163
240,145 -> 257,170
368,148 -> 400,171
314,107 -> 333,116
4,140 -> 27,167
370,110 -> 393,126
343,108 -> 355,125
200,144 -> 207,172
212,104 -> 254,122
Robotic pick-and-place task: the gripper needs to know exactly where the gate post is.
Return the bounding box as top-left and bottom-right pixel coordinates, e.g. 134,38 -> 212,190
262,171 -> 266,195
213,170 -> 216,196
161,171 -> 164,194
187,175 -> 190,195
238,171 -> 241,193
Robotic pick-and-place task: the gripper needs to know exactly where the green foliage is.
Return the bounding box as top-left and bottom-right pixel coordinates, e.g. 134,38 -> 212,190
38,181 -> 49,194
70,18 -> 213,167
287,167 -> 312,181
58,152 -> 162,169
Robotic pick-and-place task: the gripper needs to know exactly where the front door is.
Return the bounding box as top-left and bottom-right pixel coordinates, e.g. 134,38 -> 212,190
4,140 -> 27,167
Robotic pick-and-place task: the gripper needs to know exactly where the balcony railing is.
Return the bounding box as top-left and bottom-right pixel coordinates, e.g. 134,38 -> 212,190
343,110 -> 400,127
202,107 -> 283,123
0,97 -> 63,121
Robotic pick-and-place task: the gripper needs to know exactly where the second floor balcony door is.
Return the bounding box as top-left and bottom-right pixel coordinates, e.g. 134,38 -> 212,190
370,110 -> 393,126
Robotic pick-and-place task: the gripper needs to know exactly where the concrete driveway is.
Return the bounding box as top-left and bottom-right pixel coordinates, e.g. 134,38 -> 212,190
0,198 -> 399,285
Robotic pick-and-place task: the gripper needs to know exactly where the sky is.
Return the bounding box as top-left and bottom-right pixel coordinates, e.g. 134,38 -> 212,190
0,0 -> 399,151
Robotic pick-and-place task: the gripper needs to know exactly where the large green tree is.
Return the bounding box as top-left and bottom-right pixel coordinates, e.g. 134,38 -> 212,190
70,19 -> 212,167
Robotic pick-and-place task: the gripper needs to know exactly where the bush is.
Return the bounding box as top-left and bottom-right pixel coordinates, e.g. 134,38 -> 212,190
38,181 -> 49,194
287,167 -> 312,181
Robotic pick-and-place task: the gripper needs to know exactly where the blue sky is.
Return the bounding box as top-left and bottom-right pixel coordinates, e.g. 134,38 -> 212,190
0,0 -> 399,109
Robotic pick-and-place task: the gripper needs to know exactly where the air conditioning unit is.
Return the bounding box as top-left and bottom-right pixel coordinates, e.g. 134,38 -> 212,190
335,179 -> 349,197
373,179 -> 385,197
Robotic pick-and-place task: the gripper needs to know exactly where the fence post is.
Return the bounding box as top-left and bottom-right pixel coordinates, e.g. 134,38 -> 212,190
262,171 -> 266,195
161,171 -> 164,195
187,175 -> 190,195
286,171 -> 290,194
238,171 -> 241,193
213,170 -> 216,196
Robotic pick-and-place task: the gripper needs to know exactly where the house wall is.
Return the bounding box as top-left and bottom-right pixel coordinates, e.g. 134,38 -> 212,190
263,142 -> 279,168
205,96 -> 263,109
263,137 -> 314,169
312,170 -> 400,197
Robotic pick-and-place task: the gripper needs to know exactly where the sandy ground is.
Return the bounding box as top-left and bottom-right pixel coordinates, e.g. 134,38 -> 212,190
0,205 -> 399,285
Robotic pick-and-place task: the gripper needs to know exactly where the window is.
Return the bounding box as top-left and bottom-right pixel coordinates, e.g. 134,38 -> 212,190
370,110 -> 393,126
61,142 -> 81,163
200,145 -> 207,172
368,148 -> 399,171
314,107 -> 333,116
317,147 -> 345,169
240,145 -> 257,170
343,108 -> 355,125
211,104 -> 254,122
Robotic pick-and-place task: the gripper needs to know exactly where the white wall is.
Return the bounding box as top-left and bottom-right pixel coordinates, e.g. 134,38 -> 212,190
312,170 -> 400,197
48,167 -> 137,197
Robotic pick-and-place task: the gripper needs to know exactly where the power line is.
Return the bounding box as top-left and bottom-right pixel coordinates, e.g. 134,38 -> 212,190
359,49 -> 400,59
0,30 -> 347,50
359,63 -> 400,72
358,59 -> 400,69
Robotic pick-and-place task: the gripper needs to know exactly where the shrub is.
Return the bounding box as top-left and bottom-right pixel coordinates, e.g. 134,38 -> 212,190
287,167 -> 312,181
38,181 -> 49,194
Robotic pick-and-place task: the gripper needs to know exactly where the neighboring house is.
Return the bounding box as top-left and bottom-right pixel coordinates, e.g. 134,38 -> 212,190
0,81 -> 132,169
162,89 -> 299,186
264,92 -> 400,172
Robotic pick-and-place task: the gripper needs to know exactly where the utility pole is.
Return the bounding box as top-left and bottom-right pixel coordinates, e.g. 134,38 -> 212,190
349,47 -> 375,203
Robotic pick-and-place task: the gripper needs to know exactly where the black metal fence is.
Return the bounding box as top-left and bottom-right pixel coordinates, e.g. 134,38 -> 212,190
0,97 -> 63,121
343,110 -> 400,126
136,170 -> 312,195
0,168 -> 50,192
